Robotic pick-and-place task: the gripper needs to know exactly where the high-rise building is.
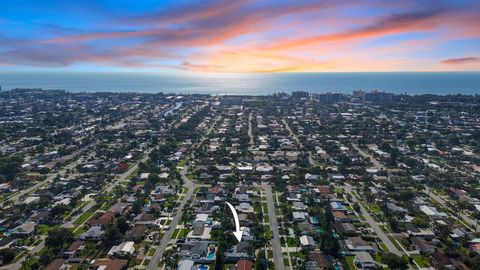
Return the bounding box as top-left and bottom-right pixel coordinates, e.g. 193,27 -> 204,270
352,90 -> 365,99
291,91 -> 309,98
316,92 -> 344,103
364,90 -> 393,102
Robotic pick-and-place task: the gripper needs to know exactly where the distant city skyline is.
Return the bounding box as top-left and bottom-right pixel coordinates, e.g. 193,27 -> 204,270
1,0 -> 480,73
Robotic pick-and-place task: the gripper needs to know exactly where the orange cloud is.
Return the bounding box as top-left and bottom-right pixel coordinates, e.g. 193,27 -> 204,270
262,7 -> 470,51
180,3 -> 480,73
2,1 -> 480,72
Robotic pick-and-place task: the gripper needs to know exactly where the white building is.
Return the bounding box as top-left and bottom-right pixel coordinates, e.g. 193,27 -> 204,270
420,205 -> 448,218
299,235 -> 316,249
108,241 -> 135,258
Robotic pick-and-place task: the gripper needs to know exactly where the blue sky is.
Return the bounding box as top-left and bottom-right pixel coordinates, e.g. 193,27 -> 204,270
0,0 -> 479,73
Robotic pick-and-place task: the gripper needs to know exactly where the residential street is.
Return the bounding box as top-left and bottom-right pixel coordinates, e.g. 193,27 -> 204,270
248,112 -> 254,146
425,186 -> 480,233
352,144 -> 383,170
3,89 -> 480,270
1,156 -> 84,207
262,184 -> 285,270
282,118 -> 318,167
147,167 -> 196,269
2,149 -> 155,270
343,185 -> 402,256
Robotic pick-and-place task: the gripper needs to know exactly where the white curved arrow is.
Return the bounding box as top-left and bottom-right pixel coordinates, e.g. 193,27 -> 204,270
226,202 -> 243,242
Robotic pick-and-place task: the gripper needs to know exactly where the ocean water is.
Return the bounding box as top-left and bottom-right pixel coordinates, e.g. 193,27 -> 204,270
0,72 -> 479,95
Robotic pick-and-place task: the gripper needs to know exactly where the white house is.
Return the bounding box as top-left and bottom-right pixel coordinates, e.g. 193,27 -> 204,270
354,252 -> 376,269
108,241 -> 135,258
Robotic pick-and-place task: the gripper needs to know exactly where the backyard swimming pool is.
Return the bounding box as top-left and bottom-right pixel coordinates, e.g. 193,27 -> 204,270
207,250 -> 215,260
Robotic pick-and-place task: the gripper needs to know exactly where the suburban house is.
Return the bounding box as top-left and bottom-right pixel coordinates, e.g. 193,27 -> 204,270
108,241 -> 136,258
354,252 -> 377,269
11,222 -> 36,237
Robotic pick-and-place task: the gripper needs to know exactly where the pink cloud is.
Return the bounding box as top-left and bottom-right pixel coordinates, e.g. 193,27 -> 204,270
441,57 -> 480,65
1,1 -> 480,72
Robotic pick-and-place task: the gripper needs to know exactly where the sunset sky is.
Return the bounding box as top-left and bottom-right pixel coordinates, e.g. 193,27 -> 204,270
1,0 -> 480,73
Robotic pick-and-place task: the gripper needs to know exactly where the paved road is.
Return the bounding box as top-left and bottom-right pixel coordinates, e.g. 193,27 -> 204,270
282,119 -> 300,146
425,186 -> 479,232
62,199 -> 96,229
2,179 -> 50,206
147,114 -> 217,269
1,157 -> 84,207
262,184 -> 285,270
2,149 -> 156,270
1,236 -> 46,270
147,168 -> 196,269
1,142 -> 101,207
173,103 -> 208,129
109,151 -> 151,192
343,186 -> 402,256
282,118 -> 318,167
352,143 -> 383,170
63,149 -> 153,230
248,112 -> 254,146
199,115 -> 220,146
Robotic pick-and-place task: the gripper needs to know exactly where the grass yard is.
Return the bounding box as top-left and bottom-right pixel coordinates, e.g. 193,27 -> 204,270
178,228 -> 189,239
286,237 -> 298,247
344,255 -> 356,270
177,159 -> 188,167
35,224 -> 56,235
265,225 -> 271,239
73,226 -> 87,236
368,203 -> 383,215
412,254 -> 430,267
73,210 -> 96,225
148,248 -> 156,256
379,242 -> 388,252
172,229 -> 180,239
387,234 -> 404,251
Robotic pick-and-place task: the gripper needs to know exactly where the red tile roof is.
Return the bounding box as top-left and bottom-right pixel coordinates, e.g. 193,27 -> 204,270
88,211 -> 114,226
45,258 -> 65,270
318,186 -> 331,194
66,240 -> 85,252
94,259 -> 128,270
237,259 -> 253,270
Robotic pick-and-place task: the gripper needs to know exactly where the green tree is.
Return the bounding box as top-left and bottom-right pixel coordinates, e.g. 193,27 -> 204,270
116,216 -> 130,234
49,204 -> 70,219
164,247 -> 179,268
321,202 -> 340,256
381,253 -> 408,270
0,156 -> 24,181
45,228 -> 74,251
255,253 -> 268,270
411,217 -> 429,228
0,248 -> 16,264
104,224 -> 122,245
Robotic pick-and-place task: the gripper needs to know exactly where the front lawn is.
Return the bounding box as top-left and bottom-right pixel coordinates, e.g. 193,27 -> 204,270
344,255 -> 356,270
412,254 -> 430,267
73,210 -> 96,225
